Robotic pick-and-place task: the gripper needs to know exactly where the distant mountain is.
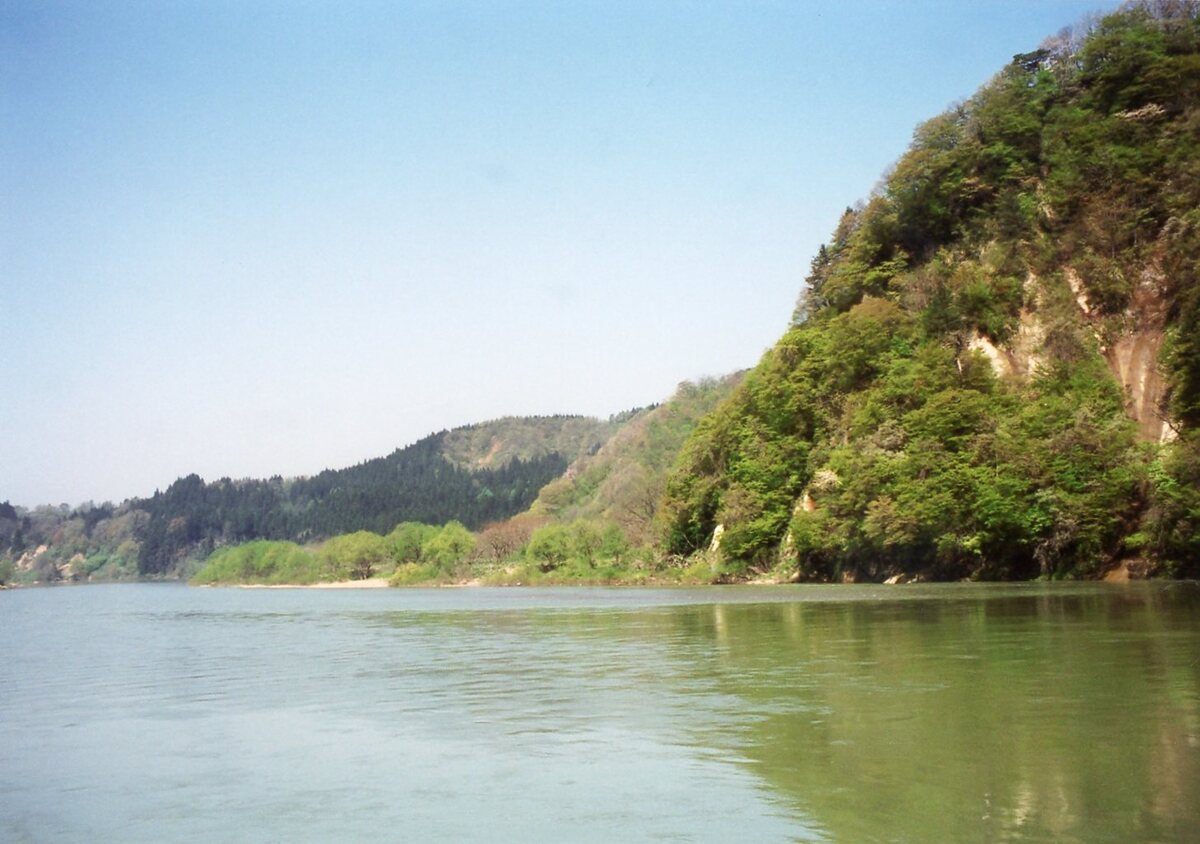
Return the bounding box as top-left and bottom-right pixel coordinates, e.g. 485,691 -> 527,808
661,3 -> 1200,581
1,414 -> 632,581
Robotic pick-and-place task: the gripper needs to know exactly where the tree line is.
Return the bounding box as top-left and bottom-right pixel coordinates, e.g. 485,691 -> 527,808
2,431 -> 570,581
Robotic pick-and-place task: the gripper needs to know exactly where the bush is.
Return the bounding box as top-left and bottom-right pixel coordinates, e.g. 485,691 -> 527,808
386,522 -> 440,564
420,521 -> 476,573
318,531 -> 389,580
526,523 -> 573,571
388,562 -> 440,586
191,540 -> 320,585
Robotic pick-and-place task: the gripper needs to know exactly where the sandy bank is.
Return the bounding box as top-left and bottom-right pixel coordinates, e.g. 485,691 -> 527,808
234,578 -> 390,589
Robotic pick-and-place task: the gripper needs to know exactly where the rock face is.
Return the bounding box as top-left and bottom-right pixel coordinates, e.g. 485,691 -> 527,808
708,523 -> 725,553
976,266 -> 1174,444
1102,266 -> 1174,443
966,272 -> 1048,381
15,544 -> 49,572
1106,328 -> 1170,441
968,333 -> 1011,377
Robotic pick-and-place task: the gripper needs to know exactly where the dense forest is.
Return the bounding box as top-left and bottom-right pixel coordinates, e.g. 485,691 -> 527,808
661,1 -> 1200,581
0,415 -> 625,582
133,433 -> 569,575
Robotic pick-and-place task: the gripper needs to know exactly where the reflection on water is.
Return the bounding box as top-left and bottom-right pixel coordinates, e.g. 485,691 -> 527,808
678,588 -> 1200,843
1,583 -> 1197,842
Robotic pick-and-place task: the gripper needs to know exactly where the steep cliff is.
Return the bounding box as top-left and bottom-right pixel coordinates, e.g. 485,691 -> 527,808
660,3 -> 1200,580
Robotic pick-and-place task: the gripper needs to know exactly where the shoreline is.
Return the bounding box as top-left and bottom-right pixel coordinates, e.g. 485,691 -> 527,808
8,568 -> 1164,589
230,577 -> 390,589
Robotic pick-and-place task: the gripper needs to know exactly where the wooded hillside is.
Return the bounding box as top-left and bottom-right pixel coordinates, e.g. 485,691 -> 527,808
1,415 -> 627,580
660,2 -> 1200,580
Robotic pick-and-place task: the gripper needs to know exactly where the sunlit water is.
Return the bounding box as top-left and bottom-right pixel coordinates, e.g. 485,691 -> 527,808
2,582 -> 1198,842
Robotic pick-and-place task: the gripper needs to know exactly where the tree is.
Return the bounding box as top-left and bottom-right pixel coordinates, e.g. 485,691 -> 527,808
526,524 -> 573,571
318,531 -> 389,580
386,522 -> 439,564
420,522 -> 476,573
477,514 -> 546,561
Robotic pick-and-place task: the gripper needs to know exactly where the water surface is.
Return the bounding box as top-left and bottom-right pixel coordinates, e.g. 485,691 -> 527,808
2,582 -> 1197,842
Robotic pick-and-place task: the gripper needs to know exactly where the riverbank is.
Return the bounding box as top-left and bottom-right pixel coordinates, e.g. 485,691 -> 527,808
229,578 -> 390,589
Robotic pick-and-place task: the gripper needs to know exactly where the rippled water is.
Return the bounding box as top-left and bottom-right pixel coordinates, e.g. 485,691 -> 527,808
2,582 -> 1198,842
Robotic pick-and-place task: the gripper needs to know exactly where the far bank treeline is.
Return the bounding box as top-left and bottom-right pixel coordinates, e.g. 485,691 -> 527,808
0,417 -> 624,584
191,376 -> 742,587
190,519 -> 666,587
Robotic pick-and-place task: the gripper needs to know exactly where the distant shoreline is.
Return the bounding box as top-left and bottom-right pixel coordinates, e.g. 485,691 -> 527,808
227,578 -> 390,589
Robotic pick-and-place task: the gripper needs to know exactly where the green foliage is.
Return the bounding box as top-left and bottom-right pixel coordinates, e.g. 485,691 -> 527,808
522,520 -> 633,577
0,502 -> 146,584
190,540 -> 321,585
526,523 -> 573,571
663,298 -> 915,564
189,520 -> 484,586
1144,433 -> 1200,576
664,3 -> 1200,580
763,349 -> 1141,582
317,531 -> 389,580
420,521 -> 476,573
527,376 -> 742,545
386,522 -> 439,564
388,562 -> 441,586
598,523 -> 630,561
134,423 -> 578,576
1168,279 -> 1200,428
440,415 -> 623,470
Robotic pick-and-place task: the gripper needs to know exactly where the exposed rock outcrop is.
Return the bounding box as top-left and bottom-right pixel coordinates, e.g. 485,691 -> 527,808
974,266 -> 1173,443
1101,265 -> 1173,443
708,523 -> 725,553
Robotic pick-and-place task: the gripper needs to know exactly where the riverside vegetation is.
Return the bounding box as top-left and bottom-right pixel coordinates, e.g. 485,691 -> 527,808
0,416 -> 626,584
190,377 -> 743,586
6,2 -> 1200,588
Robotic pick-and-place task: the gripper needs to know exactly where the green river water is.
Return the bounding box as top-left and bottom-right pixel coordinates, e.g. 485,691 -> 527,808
1,582 -> 1197,842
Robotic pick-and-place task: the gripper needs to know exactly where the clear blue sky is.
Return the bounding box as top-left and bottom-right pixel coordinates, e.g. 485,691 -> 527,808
2,0 -> 1114,507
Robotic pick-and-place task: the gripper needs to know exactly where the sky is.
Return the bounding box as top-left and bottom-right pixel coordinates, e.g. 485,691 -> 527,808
2,0 -> 1116,507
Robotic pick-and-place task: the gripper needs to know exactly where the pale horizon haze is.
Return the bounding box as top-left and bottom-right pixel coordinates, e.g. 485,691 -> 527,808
2,0 -> 1114,507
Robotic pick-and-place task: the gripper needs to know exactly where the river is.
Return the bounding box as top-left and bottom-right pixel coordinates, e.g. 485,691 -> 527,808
2,582 -> 1197,842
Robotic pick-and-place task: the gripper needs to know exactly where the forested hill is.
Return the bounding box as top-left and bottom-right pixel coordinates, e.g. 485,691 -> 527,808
661,3 -> 1200,581
1,414 -> 628,581
132,432 -> 570,575
529,375 -> 743,546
